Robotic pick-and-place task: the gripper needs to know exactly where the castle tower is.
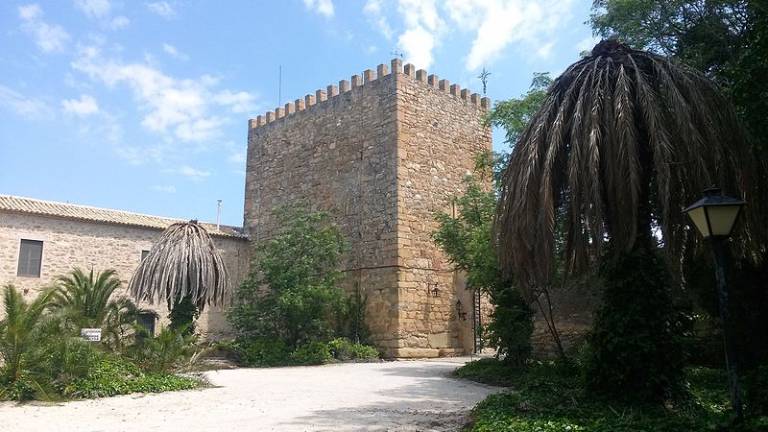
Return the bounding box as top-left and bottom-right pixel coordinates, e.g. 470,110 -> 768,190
244,59 -> 492,357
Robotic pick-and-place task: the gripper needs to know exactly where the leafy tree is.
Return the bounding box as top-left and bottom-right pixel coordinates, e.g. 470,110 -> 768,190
590,1 -> 768,154
487,72 -> 552,149
433,156 -> 533,365
52,268 -> 140,350
229,206 -> 348,348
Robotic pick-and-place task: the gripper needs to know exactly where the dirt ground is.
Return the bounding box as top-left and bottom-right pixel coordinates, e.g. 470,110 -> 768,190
0,357 -> 501,432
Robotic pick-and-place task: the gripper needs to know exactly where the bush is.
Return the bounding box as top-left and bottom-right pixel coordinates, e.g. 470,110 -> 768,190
461,359 -> 766,432
61,356 -> 200,399
486,285 -> 533,366
291,341 -> 333,365
585,244 -> 686,402
328,338 -> 379,361
127,326 -> 201,373
230,338 -> 291,367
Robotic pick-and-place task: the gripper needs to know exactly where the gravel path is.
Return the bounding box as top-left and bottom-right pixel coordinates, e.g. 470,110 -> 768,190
0,357 -> 501,432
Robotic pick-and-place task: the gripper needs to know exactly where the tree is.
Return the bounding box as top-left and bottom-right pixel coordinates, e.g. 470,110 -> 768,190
52,268 -> 139,351
0,285 -> 57,399
495,40 -> 762,400
433,155 -> 533,365
590,1 -> 768,155
229,206 -> 348,348
128,221 -> 229,334
488,72 -> 552,149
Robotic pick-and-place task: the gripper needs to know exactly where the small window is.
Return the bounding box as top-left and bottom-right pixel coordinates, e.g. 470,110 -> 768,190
17,239 -> 43,277
141,250 -> 150,261
136,312 -> 156,337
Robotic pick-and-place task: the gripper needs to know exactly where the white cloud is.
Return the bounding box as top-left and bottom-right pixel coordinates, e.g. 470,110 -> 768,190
61,94 -> 99,116
370,0 -> 576,72
576,35 -> 601,54
214,90 -> 256,114
18,4 -> 70,53
110,16 -> 130,29
0,85 -> 50,117
162,43 -> 189,61
71,45 -> 257,145
146,1 -> 176,18
397,0 -> 443,69
151,184 -> 176,193
170,165 -> 210,180
364,0 -> 393,40
74,0 -> 111,18
446,0 -> 573,70
303,0 -> 334,18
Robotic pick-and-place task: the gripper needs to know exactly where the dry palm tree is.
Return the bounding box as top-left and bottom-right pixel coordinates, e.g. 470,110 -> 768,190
495,39 -> 765,298
128,221 -> 228,314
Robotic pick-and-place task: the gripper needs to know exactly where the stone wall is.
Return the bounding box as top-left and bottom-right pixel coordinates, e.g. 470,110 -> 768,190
245,59 -> 493,357
0,211 -> 250,337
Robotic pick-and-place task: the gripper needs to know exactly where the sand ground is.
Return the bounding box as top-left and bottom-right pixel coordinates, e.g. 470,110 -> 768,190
0,357 -> 501,432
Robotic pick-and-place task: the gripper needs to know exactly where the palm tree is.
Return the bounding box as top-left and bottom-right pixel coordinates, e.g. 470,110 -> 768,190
52,268 -> 139,350
128,221 -> 228,332
495,39 -> 764,297
0,285 -> 57,400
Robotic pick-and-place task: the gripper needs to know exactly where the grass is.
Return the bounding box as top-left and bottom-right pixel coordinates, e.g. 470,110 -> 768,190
457,358 -> 767,432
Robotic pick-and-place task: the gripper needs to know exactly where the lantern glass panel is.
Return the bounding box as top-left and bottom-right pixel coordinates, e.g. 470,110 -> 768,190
687,207 -> 710,237
707,205 -> 741,237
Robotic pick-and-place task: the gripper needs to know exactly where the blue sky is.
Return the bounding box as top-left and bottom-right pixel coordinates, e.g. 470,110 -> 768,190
0,0 -> 598,226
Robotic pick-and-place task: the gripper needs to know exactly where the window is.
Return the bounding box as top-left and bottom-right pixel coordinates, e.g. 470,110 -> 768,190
17,239 -> 43,277
136,312 -> 156,338
141,250 -> 150,261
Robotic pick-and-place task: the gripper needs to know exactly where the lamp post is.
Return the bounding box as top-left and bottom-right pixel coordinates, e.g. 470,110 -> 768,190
683,186 -> 746,421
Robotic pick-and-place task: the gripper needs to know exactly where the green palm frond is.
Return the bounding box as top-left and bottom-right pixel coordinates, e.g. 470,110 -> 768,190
495,40 -> 766,301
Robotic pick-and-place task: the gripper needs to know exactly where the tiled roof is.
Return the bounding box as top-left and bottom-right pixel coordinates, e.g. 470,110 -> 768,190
0,195 -> 247,239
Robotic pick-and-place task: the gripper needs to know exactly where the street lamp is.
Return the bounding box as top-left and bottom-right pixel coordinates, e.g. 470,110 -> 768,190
683,186 -> 746,421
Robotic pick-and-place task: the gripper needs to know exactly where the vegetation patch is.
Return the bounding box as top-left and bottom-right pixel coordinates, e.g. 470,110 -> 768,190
459,359 -> 768,432
60,357 -> 202,399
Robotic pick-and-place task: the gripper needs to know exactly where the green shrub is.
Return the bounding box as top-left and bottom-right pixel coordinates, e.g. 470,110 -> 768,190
229,206 -> 348,348
127,326 -> 201,373
328,338 -> 379,361
585,244 -> 685,402
231,338 -> 291,367
291,341 -> 332,365
486,286 -> 533,366
61,356 -> 199,399
463,360 -> 761,432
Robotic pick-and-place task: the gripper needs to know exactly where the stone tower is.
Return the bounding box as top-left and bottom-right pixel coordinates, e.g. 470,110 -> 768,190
244,59 -> 492,357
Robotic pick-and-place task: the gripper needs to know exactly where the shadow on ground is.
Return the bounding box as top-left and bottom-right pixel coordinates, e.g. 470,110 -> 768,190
280,361 -> 500,431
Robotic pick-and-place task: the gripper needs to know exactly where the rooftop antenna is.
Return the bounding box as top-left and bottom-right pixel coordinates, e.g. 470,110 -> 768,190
216,200 -> 222,231
390,49 -> 404,59
478,68 -> 491,95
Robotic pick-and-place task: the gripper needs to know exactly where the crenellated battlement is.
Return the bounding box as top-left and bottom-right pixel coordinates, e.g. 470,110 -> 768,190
248,58 -> 490,130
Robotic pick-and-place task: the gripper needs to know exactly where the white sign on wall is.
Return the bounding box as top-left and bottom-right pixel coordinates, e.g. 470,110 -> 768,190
80,328 -> 102,342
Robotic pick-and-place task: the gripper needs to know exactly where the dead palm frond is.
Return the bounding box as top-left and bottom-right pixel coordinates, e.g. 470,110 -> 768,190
128,221 -> 228,310
495,40 -> 765,301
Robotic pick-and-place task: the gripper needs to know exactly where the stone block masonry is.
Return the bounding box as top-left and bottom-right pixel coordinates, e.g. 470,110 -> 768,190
245,59 -> 492,357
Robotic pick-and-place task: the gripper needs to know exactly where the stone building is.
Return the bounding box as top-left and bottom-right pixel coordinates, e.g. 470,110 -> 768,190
0,195 -> 249,336
1,59 -> 495,357
245,59 -> 492,357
